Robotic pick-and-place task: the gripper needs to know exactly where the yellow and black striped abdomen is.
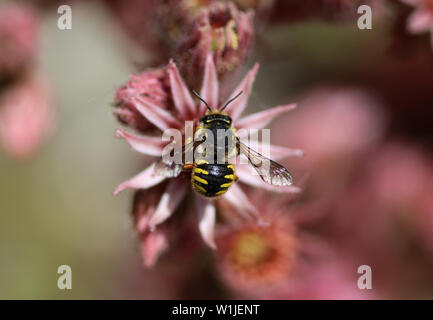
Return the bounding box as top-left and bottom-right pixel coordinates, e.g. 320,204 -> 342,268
192,163 -> 235,198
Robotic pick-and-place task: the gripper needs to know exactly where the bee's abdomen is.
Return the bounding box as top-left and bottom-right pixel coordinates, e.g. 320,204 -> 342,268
192,163 -> 235,198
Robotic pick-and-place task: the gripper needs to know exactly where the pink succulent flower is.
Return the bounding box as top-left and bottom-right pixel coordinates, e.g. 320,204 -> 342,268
368,143 -> 432,206
106,1 -> 254,84
349,143 -> 433,258
280,257 -> 378,300
132,186 -> 171,267
279,88 -> 385,164
177,1 -> 254,85
105,0 -> 215,64
0,74 -> 55,159
274,88 -> 385,196
311,143 -> 433,297
215,193 -> 298,295
132,187 -> 204,268
114,68 -> 172,134
401,0 -> 433,46
214,190 -> 376,299
0,3 -> 39,80
114,55 -> 301,266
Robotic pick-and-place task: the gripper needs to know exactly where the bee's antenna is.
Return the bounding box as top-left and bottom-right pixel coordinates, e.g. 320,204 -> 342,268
192,90 -> 212,112
220,91 -> 243,111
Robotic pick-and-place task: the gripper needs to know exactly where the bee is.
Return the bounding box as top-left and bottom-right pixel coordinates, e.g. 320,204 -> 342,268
154,90 -> 293,198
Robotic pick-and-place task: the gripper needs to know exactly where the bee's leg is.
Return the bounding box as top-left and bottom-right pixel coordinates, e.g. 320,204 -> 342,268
183,163 -> 194,172
234,174 -> 239,182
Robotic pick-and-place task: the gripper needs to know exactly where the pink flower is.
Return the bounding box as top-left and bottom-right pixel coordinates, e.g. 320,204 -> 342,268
105,0 -> 218,64
215,193 -> 298,295
324,143 -> 433,297
368,143 -> 432,206
176,1 -> 254,85
280,256 -> 378,300
0,3 -> 39,80
279,88 -> 385,163
105,1 -> 254,84
401,0 -> 433,47
274,88 -> 385,196
114,68 -> 172,134
132,186 -> 171,267
352,144 -> 433,257
214,190 -> 376,299
114,55 -> 301,266
0,74 -> 55,159
132,187 -> 204,267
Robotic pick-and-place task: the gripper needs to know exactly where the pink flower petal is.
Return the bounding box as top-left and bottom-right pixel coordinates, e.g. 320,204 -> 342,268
113,163 -> 166,195
266,144 -> 303,160
133,96 -> 181,131
407,9 -> 433,34
168,60 -> 196,119
236,103 -> 297,131
115,128 -> 164,157
140,230 -> 169,267
238,139 -> 303,160
221,183 -> 265,224
236,164 -> 302,193
223,63 -> 259,120
148,179 -> 188,230
196,196 -> 217,249
136,211 -> 150,234
199,54 -> 219,114
132,189 -> 170,267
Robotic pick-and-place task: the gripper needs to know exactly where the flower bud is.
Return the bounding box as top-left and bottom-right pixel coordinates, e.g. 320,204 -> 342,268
114,68 -> 172,133
0,3 -> 39,82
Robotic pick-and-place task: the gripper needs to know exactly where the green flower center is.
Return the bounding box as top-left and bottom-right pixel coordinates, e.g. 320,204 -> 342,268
232,231 -> 273,267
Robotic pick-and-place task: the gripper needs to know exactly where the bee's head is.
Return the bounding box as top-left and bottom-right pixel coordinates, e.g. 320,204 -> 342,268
200,113 -> 232,128
192,89 -> 243,125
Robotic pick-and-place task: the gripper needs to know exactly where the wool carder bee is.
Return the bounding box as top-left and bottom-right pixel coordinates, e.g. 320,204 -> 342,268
154,90 -> 293,198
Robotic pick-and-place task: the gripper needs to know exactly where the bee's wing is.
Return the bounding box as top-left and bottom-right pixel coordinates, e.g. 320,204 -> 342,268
237,138 -> 293,186
154,140 -> 195,178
